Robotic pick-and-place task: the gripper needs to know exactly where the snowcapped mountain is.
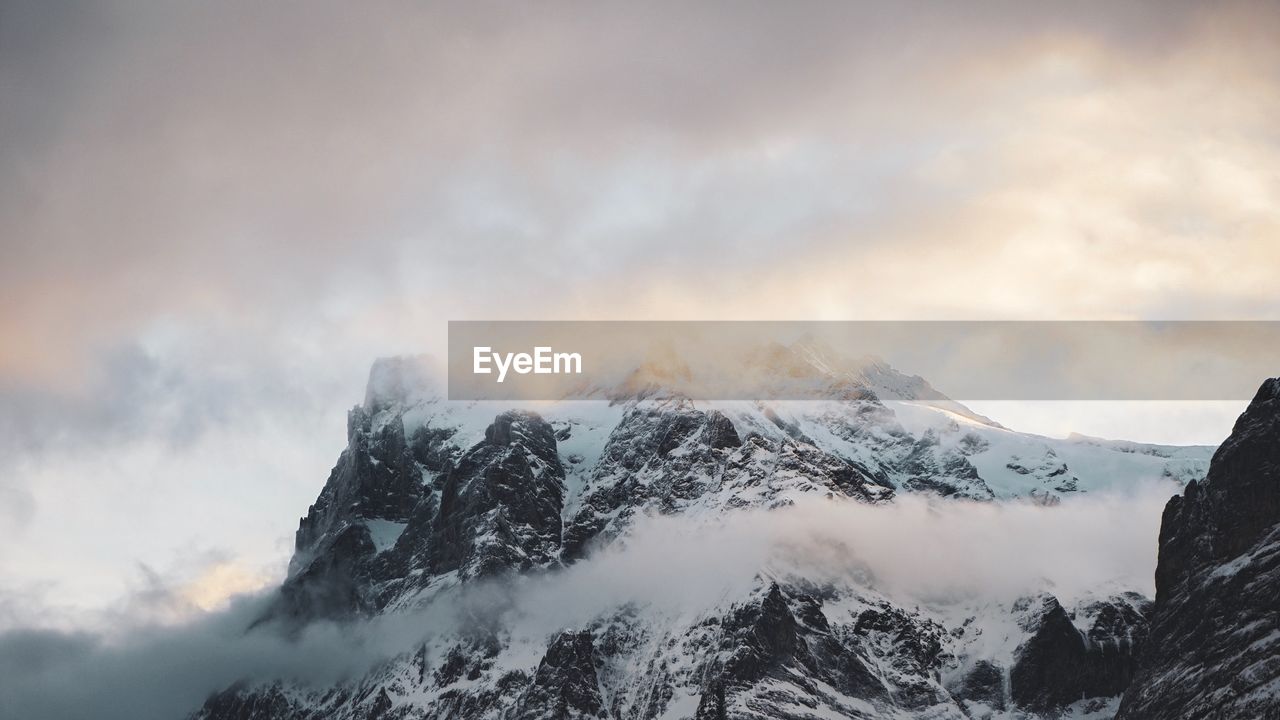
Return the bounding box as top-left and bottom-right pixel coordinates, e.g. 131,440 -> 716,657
195,347 -> 1226,720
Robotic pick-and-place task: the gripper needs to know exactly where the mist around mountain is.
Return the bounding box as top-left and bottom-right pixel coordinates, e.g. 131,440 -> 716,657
12,346 -> 1280,720
201,346 -> 1220,720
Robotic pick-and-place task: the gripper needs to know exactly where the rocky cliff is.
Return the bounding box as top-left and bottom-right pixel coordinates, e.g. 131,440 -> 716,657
1117,378 -> 1280,719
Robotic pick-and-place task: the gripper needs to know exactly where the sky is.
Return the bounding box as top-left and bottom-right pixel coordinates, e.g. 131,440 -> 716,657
1,0 -> 1279,628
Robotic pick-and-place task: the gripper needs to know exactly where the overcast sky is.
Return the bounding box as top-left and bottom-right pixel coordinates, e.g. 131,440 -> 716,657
2,0 -> 1279,625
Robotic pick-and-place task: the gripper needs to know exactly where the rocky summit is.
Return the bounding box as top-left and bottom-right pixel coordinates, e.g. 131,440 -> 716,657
1117,378 -> 1280,720
193,351 -> 1240,720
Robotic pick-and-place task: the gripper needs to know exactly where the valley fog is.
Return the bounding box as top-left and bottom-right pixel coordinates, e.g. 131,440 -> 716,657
0,483 -> 1175,720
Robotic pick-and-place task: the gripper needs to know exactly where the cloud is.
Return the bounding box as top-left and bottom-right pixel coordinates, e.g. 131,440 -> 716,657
0,482 -> 34,531
0,486 -> 1177,719
106,554 -> 280,629
1,0 -> 1275,635
0,593 -> 364,720
3,1 -> 1279,387
512,484 -> 1175,623
179,561 -> 277,614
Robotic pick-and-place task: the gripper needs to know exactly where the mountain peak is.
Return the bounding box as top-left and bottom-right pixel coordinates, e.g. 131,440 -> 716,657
1119,376 -> 1280,719
364,355 -> 437,413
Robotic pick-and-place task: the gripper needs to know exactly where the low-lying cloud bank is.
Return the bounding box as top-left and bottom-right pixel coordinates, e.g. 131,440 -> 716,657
0,483 -> 1175,720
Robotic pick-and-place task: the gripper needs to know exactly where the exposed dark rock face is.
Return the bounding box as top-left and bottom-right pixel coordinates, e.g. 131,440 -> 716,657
512,630 -> 609,720
703,410 -> 743,450
852,602 -> 950,709
720,584 -> 805,684
949,660 -> 1005,711
272,404 -> 432,621
708,583 -> 890,717
694,680 -> 727,720
426,410 -> 565,579
562,400 -> 892,560
900,428 -> 993,499
1118,378 -> 1280,719
1154,378 -> 1280,597
197,683 -> 306,720
294,408 -> 425,555
561,402 -> 752,560
277,520 -> 379,621
265,366 -> 567,622
1010,594 -> 1147,712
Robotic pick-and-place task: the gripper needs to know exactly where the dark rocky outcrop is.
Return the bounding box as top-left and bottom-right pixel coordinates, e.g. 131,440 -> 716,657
262,362 -> 569,624
709,583 -> 889,716
1118,378 -> 1280,719
899,428 -> 993,499
512,630 -> 609,720
852,602 -> 950,709
950,660 -> 1006,711
1010,594 -> 1147,711
561,402 -> 742,559
425,410 -> 565,579
196,683 -> 307,720
269,401 -> 435,622
694,680 -> 727,720
276,521 -> 379,621
562,401 -> 890,560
